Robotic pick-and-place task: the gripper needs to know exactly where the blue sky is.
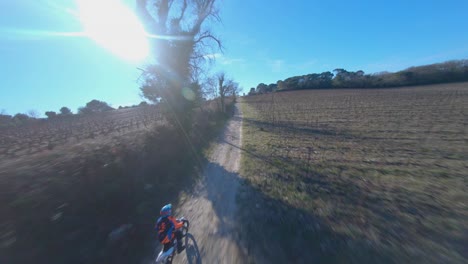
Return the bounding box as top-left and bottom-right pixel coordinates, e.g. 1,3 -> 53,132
1,0 -> 468,116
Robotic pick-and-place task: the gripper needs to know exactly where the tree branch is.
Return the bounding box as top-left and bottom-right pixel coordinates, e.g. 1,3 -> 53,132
195,31 -> 222,50
176,0 -> 188,23
191,0 -> 216,35
136,0 -> 156,32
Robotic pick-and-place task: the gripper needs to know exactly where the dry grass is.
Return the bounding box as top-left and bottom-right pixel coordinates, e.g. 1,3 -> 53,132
238,82 -> 468,263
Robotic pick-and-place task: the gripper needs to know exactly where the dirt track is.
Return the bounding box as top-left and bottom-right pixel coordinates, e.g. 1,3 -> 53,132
172,105 -> 247,264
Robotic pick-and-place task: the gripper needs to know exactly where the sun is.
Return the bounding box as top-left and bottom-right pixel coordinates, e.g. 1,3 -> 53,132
76,0 -> 150,62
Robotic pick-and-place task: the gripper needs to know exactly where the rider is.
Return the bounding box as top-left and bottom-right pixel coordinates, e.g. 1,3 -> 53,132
156,204 -> 185,253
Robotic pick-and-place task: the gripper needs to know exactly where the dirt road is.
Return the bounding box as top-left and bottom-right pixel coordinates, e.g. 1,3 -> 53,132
172,105 -> 247,264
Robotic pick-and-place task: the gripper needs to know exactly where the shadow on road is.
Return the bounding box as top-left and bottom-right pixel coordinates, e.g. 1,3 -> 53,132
184,233 -> 202,264
185,106 -> 399,263
208,118 -> 392,263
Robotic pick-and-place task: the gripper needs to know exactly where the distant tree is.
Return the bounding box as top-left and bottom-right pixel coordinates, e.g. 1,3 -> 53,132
332,68 -> 348,87
285,76 -> 302,89
267,83 -> 277,92
78,100 -> 114,115
0,112 -> 12,125
226,80 -> 240,99
59,107 -> 72,116
13,113 -> 29,123
139,101 -> 149,107
78,107 -> 92,115
27,110 -> 40,119
203,77 -> 217,100
204,73 -> 240,112
216,72 -> 239,113
45,111 -> 57,119
277,80 -> 287,91
330,69 -> 367,88
319,71 -> 334,88
256,83 -> 268,94
188,81 -> 205,108
248,87 -> 256,95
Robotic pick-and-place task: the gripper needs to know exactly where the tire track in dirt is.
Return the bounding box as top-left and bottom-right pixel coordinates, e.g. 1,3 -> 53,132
173,104 -> 247,264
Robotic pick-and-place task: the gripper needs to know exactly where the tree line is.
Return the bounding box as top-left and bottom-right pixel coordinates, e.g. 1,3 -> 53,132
0,100 -> 138,126
248,59 -> 468,95
0,73 -> 239,127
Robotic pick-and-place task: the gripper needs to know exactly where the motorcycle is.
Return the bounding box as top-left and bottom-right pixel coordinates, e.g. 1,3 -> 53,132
155,217 -> 190,264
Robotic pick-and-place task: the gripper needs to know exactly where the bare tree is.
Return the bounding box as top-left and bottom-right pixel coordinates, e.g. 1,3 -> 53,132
215,72 -> 239,113
217,72 -> 226,112
201,76 -> 215,97
201,76 -> 219,110
27,109 -> 40,119
137,0 -> 222,129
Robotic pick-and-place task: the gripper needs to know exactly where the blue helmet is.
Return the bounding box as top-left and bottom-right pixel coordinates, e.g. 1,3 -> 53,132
160,204 -> 172,217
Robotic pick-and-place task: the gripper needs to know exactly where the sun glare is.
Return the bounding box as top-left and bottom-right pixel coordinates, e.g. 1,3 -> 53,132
76,0 -> 149,62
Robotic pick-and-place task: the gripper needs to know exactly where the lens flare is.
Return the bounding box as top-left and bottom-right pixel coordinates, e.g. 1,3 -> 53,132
182,87 -> 196,101
76,0 -> 150,62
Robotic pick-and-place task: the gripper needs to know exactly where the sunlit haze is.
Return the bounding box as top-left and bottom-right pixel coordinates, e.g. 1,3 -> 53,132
0,0 -> 467,115
76,0 -> 149,62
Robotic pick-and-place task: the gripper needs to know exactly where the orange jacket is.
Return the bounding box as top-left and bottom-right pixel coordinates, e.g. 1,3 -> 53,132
157,216 -> 183,244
